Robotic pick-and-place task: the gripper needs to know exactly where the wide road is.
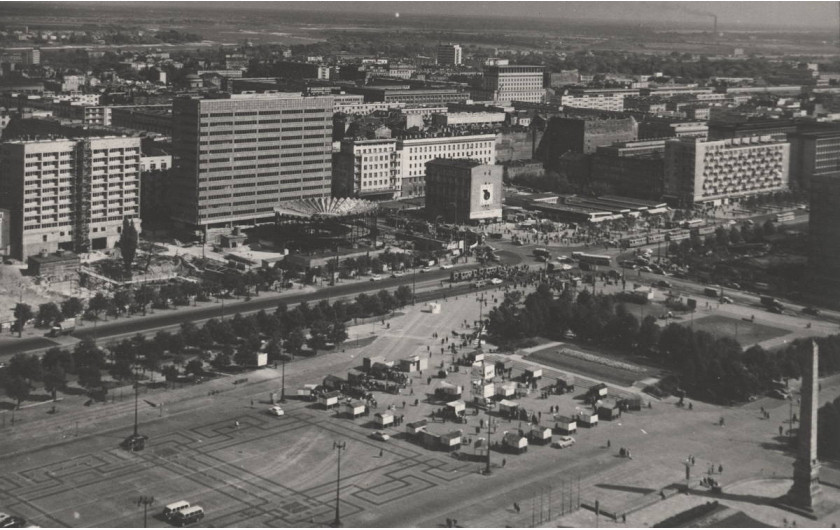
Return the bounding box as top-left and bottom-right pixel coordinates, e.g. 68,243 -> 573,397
0,250 -> 522,360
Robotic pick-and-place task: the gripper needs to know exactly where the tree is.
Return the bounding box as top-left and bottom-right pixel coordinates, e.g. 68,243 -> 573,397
73,337 -> 106,371
43,367 -> 67,401
119,217 -> 139,274
134,285 -> 154,315
36,302 -> 63,327
210,353 -> 231,370
285,329 -> 305,358
109,361 -> 135,382
13,303 -> 33,336
395,285 -> 413,307
185,359 -> 203,376
329,320 -> 349,345
42,347 -> 74,373
112,289 -> 133,315
5,376 -> 30,408
637,315 -> 661,354
61,297 -> 84,319
8,353 -> 42,384
161,365 -> 180,382
763,220 -> 777,236
77,365 -> 102,390
88,292 -> 111,320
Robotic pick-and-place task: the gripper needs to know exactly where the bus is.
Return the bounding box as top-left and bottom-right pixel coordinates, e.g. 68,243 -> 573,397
572,253 -> 612,266
775,211 -> 795,222
621,236 -> 647,248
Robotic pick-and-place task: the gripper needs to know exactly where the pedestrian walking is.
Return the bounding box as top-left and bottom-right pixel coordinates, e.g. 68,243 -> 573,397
235,420 -> 240,429
250,399 -> 254,408
502,458 -> 507,468
379,449 -> 384,457
779,425 -> 784,436
718,464 -> 723,473
607,439 -> 611,448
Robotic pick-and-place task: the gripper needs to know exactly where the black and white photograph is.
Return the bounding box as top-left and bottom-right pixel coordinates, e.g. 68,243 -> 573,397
0,1 -> 840,527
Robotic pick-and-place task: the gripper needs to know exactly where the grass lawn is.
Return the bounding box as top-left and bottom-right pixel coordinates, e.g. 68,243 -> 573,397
681,314 -> 789,346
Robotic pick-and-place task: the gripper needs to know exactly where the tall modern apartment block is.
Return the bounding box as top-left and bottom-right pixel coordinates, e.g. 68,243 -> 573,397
436,43 -> 463,66
171,93 -> 333,231
663,136 -> 789,207
0,136 -> 141,260
480,65 -> 545,104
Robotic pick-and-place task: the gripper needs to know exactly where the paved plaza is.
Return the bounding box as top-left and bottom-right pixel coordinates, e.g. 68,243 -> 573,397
2,286 -> 840,527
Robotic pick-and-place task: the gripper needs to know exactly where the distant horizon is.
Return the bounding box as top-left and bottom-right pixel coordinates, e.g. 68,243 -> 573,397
8,1 -> 840,32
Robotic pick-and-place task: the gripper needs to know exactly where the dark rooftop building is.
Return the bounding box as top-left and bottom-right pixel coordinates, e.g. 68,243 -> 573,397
27,249 -> 80,281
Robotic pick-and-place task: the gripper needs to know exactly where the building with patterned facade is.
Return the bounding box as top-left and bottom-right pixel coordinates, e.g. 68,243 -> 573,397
0,136 -> 141,260
663,136 -> 789,207
171,93 -> 333,231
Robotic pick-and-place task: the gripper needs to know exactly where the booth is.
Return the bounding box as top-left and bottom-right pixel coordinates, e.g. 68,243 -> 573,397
297,383 -> 318,400
406,419 -> 428,436
345,401 -> 366,419
473,363 -> 495,381
530,426 -> 553,445
502,432 -> 529,454
439,430 -> 463,451
473,382 -> 495,399
320,391 -> 341,409
578,410 -> 599,427
554,415 -> 577,434
523,368 -> 543,381
399,355 -> 429,373
446,400 -> 466,418
598,400 -> 622,421
496,382 -> 517,398
435,381 -> 463,399
498,399 -> 519,415
322,375 -> 346,392
375,411 -> 395,428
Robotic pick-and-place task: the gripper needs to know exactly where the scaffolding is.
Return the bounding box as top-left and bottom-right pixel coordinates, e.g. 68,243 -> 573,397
72,139 -> 92,254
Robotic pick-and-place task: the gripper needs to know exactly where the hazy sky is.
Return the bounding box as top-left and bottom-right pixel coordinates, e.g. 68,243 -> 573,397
269,1 -> 838,30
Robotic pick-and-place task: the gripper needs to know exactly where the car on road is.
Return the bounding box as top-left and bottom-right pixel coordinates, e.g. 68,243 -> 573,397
440,264 -> 453,270
655,280 -> 672,288
551,436 -> 576,449
420,267 -> 432,273
720,296 -> 734,304
369,274 -> 382,281
489,278 -> 503,285
390,271 -> 405,278
619,261 -> 637,269
769,306 -> 784,314
370,431 -> 390,442
121,433 -> 149,451
268,406 -> 285,416
802,307 -> 821,316
769,389 -> 791,400
639,266 -> 653,273
0,513 -> 26,528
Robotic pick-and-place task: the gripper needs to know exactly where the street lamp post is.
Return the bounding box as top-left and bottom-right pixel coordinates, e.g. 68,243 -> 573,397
332,441 -> 347,527
485,412 -> 492,475
280,349 -> 287,403
137,496 -> 154,528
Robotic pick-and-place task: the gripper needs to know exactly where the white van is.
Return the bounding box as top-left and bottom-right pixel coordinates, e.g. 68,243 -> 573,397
172,505 -> 204,526
163,501 -> 191,520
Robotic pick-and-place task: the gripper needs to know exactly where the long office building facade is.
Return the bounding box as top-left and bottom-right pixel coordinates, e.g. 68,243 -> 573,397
480,65 -> 545,104
332,133 -> 496,199
663,136 -> 789,207
0,136 -> 141,260
171,93 -> 333,231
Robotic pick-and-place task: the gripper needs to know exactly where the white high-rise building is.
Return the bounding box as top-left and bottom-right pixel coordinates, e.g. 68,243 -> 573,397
436,44 -> 463,66
0,136 -> 141,259
664,136 -> 789,207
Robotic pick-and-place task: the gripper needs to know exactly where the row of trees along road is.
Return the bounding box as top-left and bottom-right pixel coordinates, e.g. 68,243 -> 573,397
1,285 -> 415,408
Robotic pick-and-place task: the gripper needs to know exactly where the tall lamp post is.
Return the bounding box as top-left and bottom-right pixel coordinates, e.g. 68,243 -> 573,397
332,441 -> 347,527
137,496 -> 154,528
484,411 -> 493,475
280,346 -> 287,403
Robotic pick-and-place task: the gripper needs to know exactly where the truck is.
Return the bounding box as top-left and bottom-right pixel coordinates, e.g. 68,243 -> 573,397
49,318 -> 76,337
703,287 -> 720,298
760,296 -> 783,310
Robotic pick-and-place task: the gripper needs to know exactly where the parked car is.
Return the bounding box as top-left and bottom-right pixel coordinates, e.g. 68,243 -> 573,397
489,278 -> 503,285
370,431 -> 390,442
551,436 -> 576,449
769,389 -> 791,400
802,307 -> 821,316
268,406 -> 285,416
